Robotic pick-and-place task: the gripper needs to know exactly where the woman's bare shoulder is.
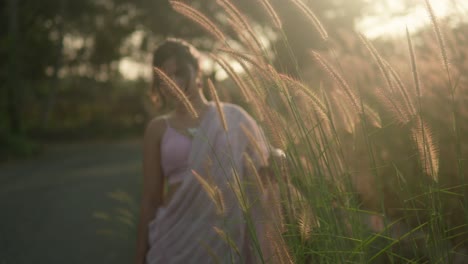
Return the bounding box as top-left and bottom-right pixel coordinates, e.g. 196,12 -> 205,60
144,115 -> 169,141
221,102 -> 249,117
221,102 -> 256,123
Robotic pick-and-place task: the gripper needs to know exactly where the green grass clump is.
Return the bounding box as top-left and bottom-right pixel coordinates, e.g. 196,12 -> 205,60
160,0 -> 468,262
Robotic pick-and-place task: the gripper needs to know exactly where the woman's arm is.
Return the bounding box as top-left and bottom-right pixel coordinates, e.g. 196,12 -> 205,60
135,118 -> 165,264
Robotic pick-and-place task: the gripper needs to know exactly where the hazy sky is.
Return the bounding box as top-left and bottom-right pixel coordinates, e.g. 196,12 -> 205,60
359,0 -> 468,38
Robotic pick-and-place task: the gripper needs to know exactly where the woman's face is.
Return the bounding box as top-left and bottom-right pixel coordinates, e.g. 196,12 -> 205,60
154,57 -> 198,102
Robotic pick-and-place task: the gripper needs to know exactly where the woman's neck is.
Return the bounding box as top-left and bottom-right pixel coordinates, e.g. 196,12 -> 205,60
173,90 -> 209,119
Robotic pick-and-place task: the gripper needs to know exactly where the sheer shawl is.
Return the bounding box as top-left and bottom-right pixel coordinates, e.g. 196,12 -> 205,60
146,102 -> 274,264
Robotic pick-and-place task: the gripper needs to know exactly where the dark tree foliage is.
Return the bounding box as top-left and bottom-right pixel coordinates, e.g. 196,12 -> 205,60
0,0 -> 368,144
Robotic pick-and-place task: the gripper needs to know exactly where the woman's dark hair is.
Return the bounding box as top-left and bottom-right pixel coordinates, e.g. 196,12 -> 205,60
153,38 -> 200,71
151,38 -> 201,108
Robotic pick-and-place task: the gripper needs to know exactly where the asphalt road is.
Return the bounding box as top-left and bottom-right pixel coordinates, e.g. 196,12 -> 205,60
0,139 -> 142,264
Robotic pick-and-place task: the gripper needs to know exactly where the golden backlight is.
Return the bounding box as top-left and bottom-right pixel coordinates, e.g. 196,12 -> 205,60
359,0 -> 468,38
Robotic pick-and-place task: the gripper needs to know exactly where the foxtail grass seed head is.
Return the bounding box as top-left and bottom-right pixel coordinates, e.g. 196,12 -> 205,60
226,17 -> 263,56
406,27 -> 422,100
375,86 -> 410,124
363,104 -> 382,128
217,0 -> 264,52
231,170 -> 249,213
289,0 -> 328,41
191,169 -> 225,215
243,152 -> 265,193
217,47 -> 267,72
373,88 -> 408,125
257,0 -> 282,29
213,187 -> 226,215
249,94 -> 266,122
359,34 -> 413,123
170,1 -> 226,43
298,209 -> 311,242
359,33 -> 396,94
207,79 -> 228,131
262,106 -> 287,149
424,0 -> 449,72
191,169 -> 216,198
240,123 -> 269,166
237,58 -> 263,92
210,53 -> 252,102
277,72 -> 329,122
154,67 -> 198,118
411,121 -> 439,182
213,226 -> 240,255
271,235 -> 294,264
384,60 -> 417,118
310,51 -> 360,113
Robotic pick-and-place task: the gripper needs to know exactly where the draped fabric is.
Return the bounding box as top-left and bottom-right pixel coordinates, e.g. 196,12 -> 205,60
146,102 -> 274,264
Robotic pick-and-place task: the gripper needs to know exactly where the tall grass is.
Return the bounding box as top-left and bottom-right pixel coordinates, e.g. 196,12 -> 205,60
170,0 -> 468,262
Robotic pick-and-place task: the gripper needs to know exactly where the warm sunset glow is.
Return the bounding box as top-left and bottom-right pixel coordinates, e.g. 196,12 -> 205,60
119,0 -> 468,79
358,0 -> 468,38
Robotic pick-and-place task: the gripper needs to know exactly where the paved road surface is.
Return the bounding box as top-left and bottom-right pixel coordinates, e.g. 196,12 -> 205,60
0,140 -> 142,264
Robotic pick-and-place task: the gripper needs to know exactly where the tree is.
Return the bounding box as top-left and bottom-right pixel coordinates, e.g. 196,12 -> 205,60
0,0 -> 371,139
6,0 -> 21,135
137,0 -> 368,75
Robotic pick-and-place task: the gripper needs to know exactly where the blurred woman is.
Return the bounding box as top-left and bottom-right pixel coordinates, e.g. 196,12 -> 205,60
134,38 -> 279,264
